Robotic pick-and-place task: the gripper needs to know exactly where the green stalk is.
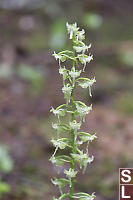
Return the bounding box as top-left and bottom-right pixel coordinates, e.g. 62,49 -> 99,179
69,50 -> 76,199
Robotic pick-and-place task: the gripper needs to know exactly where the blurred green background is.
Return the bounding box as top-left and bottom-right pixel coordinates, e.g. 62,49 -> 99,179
0,0 -> 133,199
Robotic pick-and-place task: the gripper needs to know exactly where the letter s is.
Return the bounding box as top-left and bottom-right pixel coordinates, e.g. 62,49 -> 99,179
121,170 -> 131,183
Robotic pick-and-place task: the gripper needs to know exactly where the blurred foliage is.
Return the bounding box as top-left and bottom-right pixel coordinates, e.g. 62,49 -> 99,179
0,63 -> 14,80
120,51 -> 133,67
0,182 -> 10,197
0,146 -> 13,172
17,64 -> 45,95
82,13 -> 103,30
24,32 -> 47,52
115,93 -> 133,115
0,145 -> 13,197
50,19 -> 67,50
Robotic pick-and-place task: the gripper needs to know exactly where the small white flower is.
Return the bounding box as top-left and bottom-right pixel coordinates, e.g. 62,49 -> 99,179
89,134 -> 97,142
66,22 -> 79,39
62,84 -> 72,95
51,139 -> 68,150
69,69 -> 81,79
73,44 -> 91,53
52,123 -> 62,134
59,66 -> 68,80
64,168 -> 78,188
50,107 -> 65,119
51,178 -> 69,188
78,78 -> 96,97
50,156 -> 66,166
64,168 -> 77,179
53,52 -> 66,65
80,134 -> 97,143
52,123 -> 69,134
84,55 -> 93,63
52,123 -> 59,130
79,77 -> 96,88
76,29 -> 85,41
62,84 -> 72,104
78,54 -> 93,70
71,152 -> 94,172
69,120 -> 81,132
53,51 -> 61,60
76,104 -> 92,121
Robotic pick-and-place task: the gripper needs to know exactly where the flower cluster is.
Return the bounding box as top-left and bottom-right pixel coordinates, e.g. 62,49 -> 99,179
51,22 -> 97,200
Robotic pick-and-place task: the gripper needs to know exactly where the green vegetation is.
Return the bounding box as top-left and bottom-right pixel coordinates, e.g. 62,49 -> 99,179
0,145 -> 13,197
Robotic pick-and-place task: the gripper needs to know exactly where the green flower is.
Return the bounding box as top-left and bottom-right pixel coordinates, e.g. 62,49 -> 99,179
69,69 -> 81,80
73,44 -> 91,53
76,104 -> 92,121
76,29 -> 85,41
66,22 -> 79,39
50,155 -> 70,166
52,123 -> 70,134
78,77 -> 96,97
64,168 -> 78,187
78,54 -> 93,70
80,133 -> 97,143
53,52 -> 66,65
51,178 -> 69,188
69,120 -> 81,133
59,67 -> 68,81
51,138 -> 68,150
64,168 -> 78,178
50,107 -> 66,119
62,84 -> 72,104
71,152 -> 94,171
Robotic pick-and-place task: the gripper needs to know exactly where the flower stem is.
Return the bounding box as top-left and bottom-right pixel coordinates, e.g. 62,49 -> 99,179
69,51 -> 76,199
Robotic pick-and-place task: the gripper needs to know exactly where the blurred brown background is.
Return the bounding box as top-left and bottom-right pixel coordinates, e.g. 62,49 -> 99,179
0,0 -> 133,199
